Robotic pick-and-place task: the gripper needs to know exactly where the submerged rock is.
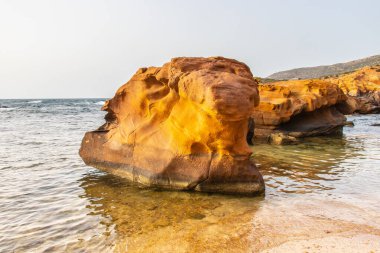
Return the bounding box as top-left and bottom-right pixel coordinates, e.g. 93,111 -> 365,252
253,79 -> 347,139
269,133 -> 298,145
344,121 -> 355,127
327,66 -> 380,114
80,57 -> 264,195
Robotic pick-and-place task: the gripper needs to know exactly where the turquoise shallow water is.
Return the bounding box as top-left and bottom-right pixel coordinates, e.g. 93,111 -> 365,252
0,99 -> 380,252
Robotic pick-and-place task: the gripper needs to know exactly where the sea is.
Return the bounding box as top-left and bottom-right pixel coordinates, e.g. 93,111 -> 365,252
0,99 -> 380,252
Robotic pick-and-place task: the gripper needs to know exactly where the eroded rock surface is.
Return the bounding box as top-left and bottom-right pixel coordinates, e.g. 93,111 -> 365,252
327,66 -> 380,114
253,79 -> 347,139
80,57 -> 264,195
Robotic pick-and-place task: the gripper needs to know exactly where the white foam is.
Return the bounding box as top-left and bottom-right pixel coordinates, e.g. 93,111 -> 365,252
27,100 -> 42,104
95,101 -> 105,105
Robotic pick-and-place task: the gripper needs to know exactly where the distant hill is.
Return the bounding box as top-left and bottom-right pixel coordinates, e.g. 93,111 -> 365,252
267,55 -> 380,80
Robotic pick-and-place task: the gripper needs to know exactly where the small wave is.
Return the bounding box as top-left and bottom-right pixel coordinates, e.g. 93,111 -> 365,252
25,162 -> 45,168
95,101 -> 105,106
27,100 -> 42,104
0,107 -> 15,111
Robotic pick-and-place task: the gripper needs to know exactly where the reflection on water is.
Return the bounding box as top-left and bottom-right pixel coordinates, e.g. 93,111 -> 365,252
1,100 -> 380,252
80,171 -> 263,252
252,136 -> 363,195
77,114 -> 380,252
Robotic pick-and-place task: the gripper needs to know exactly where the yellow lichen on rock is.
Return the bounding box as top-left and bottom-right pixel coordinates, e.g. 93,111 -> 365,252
252,79 -> 347,138
101,57 -> 259,156
327,66 -> 380,113
327,66 -> 380,94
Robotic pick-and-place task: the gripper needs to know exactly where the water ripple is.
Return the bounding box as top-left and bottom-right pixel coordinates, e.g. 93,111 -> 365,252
0,100 -> 380,252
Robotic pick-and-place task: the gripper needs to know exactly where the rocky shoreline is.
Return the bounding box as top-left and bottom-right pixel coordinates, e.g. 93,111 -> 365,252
80,57 -> 380,194
252,65 -> 380,144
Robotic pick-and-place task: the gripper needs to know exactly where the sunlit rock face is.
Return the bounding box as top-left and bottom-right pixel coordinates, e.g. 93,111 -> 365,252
80,57 -> 264,195
327,66 -> 380,114
253,79 -> 347,138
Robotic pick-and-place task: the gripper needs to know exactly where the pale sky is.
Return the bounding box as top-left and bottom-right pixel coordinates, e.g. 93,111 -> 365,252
1,0 -> 379,98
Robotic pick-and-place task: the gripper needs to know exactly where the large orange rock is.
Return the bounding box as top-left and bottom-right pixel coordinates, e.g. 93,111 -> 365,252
326,66 -> 380,114
79,57 -> 264,195
252,79 -> 347,138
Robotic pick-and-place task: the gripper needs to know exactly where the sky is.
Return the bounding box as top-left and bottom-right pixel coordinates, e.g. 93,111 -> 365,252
0,0 -> 379,98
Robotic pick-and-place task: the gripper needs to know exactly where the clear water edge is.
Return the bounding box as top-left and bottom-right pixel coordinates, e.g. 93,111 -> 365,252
0,99 -> 379,252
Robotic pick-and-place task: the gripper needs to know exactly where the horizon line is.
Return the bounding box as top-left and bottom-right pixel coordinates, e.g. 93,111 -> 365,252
0,97 -> 110,100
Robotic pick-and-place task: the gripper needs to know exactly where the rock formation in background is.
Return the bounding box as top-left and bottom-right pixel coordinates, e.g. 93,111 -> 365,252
254,64 -> 380,144
252,79 -> 347,143
80,57 -> 265,195
326,66 -> 380,114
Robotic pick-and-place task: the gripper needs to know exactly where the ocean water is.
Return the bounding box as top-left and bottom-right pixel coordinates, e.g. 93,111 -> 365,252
0,99 -> 380,252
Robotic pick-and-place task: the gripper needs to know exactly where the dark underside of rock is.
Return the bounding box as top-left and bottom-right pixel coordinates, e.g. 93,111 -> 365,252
254,106 -> 346,139
80,132 -> 264,196
276,107 -> 346,137
337,95 -> 380,114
